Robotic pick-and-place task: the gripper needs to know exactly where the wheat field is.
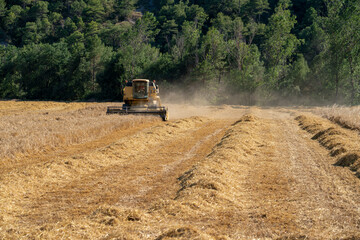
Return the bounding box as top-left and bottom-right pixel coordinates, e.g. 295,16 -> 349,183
1,102 -> 360,239
312,105 -> 360,131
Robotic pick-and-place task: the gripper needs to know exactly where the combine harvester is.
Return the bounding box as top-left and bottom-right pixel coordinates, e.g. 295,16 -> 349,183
107,79 -> 169,121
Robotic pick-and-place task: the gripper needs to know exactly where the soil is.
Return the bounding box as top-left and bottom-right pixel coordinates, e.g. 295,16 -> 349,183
0,102 -> 359,239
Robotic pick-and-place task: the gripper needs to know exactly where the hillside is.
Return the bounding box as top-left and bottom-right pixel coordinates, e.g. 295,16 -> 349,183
0,0 -> 360,104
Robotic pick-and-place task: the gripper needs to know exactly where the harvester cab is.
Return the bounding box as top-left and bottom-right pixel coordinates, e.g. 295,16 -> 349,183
107,79 -> 169,121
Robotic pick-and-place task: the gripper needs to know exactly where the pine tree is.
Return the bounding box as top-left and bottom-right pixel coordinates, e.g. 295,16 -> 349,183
262,0 -> 301,90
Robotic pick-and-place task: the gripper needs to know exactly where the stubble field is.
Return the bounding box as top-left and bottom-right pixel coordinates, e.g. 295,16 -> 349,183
0,101 -> 359,239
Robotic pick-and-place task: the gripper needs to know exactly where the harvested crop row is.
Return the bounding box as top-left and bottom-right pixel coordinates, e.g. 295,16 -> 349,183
296,114 -> 360,178
3,109 -> 360,239
149,112 -> 360,239
0,116 -> 216,239
19,112 -> 356,239
33,115 -> 262,240
146,114 -> 300,239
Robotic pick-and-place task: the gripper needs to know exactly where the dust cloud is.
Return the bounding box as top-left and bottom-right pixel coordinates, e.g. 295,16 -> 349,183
160,84 -> 249,119
159,80 -> 344,110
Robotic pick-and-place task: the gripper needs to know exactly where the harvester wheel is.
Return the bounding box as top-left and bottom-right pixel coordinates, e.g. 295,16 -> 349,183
161,110 -> 169,121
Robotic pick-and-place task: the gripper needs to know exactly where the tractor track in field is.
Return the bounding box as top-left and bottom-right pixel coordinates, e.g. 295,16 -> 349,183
1,102 -> 360,239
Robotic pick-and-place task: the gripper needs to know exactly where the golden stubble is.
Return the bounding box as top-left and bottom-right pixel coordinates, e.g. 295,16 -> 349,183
1,102 -> 360,239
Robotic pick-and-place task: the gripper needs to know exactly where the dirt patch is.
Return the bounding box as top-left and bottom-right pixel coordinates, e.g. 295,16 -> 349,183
296,114 -> 360,177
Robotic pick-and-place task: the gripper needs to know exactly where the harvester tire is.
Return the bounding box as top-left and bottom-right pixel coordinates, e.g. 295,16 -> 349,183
161,110 -> 169,121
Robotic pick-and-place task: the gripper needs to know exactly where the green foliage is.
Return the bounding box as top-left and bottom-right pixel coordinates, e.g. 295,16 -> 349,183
31,1 -> 49,19
227,45 -> 264,93
263,0 -> 299,67
157,2 -> 207,51
22,22 -> 41,44
3,5 -> 22,34
0,0 -> 359,104
84,0 -> 105,22
97,52 -> 124,99
197,27 -> 227,81
284,54 -> 310,96
336,0 -> 360,104
70,0 -> 86,16
134,12 -> 159,43
316,0 -> 360,104
115,0 -> 137,20
299,8 -> 326,63
186,4 -> 208,27
244,0 -> 270,20
196,0 -> 249,18
99,22 -> 132,48
118,43 -> 159,81
171,21 -> 200,64
0,46 -> 25,98
16,43 -> 72,99
0,0 -> 6,18
211,13 -> 233,39
262,0 -> 302,90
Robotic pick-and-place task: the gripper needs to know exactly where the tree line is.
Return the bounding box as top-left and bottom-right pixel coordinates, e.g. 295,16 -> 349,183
0,0 -> 359,104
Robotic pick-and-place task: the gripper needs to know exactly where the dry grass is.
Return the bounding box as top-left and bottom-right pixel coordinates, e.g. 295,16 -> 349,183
2,103 -> 360,239
312,105 -> 360,131
296,114 -> 360,178
0,101 -> 164,239
0,102 -> 159,161
144,114 -> 301,239
0,116 -> 214,239
147,113 -> 360,239
0,100 -> 91,116
2,115 -> 260,239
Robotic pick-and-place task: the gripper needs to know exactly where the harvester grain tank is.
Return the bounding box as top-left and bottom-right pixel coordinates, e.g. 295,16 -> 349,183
107,79 -> 169,121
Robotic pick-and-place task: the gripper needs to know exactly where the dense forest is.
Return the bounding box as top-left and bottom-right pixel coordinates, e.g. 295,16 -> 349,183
0,0 -> 359,105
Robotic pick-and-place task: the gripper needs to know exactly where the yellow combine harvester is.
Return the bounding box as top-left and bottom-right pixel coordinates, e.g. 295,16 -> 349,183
107,79 -> 169,121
